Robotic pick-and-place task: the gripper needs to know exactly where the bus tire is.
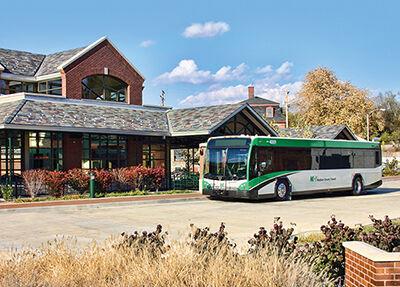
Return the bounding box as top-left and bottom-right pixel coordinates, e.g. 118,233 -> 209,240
352,176 -> 364,196
275,179 -> 292,201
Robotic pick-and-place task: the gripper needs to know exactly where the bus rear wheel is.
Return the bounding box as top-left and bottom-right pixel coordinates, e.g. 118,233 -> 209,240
352,176 -> 364,196
275,179 -> 292,201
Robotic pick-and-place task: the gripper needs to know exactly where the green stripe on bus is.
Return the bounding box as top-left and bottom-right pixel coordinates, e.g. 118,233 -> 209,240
251,137 -> 379,149
239,170 -> 297,191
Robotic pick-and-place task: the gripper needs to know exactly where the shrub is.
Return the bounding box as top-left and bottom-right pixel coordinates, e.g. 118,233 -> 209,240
358,215 -> 400,252
66,169 -> 90,194
248,217 -> 297,256
22,170 -> 46,198
110,168 -> 131,190
93,169 -> 113,192
383,157 -> 400,176
189,222 -> 236,257
44,171 -> 67,197
115,224 -> 169,258
0,185 -> 13,201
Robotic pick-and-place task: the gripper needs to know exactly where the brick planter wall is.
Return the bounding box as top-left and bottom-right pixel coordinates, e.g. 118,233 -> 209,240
343,241 -> 400,287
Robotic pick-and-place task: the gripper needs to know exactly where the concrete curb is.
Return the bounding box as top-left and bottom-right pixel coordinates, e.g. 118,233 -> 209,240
0,193 -> 207,210
382,175 -> 400,181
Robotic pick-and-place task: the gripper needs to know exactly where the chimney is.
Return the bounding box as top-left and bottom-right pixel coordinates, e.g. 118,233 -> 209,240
248,85 -> 254,99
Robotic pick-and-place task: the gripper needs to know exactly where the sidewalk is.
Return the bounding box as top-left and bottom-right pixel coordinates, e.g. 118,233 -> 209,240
0,192 -> 206,210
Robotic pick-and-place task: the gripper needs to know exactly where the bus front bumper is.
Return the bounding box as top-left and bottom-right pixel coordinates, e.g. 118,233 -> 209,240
204,189 -> 259,200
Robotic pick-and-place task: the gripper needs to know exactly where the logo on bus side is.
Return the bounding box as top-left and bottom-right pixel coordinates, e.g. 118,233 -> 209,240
310,176 -> 337,182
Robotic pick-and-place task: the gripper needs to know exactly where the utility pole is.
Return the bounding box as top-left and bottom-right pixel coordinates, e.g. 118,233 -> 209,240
366,113 -> 370,141
160,90 -> 166,107
285,90 -> 290,128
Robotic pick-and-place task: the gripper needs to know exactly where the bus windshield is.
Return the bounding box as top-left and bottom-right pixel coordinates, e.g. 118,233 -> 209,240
204,138 -> 250,180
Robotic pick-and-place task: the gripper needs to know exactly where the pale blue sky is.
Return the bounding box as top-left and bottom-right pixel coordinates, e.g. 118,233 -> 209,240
1,0 -> 399,107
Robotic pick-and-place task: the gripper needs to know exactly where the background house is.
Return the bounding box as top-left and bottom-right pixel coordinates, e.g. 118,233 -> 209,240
240,86 -> 286,128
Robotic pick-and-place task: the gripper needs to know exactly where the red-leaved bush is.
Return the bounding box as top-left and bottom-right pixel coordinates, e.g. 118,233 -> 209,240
22,170 -> 47,198
45,171 -> 68,197
93,169 -> 113,192
66,169 -> 90,194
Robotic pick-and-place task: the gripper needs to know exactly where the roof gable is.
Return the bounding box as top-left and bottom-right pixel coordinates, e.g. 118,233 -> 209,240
0,37 -> 145,79
167,103 -> 277,136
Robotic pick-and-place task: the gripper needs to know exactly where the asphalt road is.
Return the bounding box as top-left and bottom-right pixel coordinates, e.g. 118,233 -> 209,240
0,179 -> 400,251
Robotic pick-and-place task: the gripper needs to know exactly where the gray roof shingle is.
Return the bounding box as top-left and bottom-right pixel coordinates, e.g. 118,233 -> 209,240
279,125 -> 357,140
0,49 -> 45,76
35,47 -> 85,76
0,95 -> 276,137
7,99 -> 169,136
241,96 -> 280,105
167,103 -> 243,134
0,46 -> 85,77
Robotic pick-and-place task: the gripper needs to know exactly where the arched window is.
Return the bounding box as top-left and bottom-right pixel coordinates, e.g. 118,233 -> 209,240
82,75 -> 127,102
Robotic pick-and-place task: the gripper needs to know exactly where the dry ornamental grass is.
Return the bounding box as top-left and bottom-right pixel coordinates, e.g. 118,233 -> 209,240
0,224 -> 332,287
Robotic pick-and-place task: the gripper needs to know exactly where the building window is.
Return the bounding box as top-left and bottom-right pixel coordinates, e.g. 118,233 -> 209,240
82,75 -> 127,102
28,132 -> 62,170
82,134 -> 127,169
143,144 -> 165,168
0,80 -> 38,95
265,107 -> 274,118
0,131 -> 22,177
37,78 -> 62,95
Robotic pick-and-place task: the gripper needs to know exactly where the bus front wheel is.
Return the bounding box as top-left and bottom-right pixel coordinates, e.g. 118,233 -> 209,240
275,179 -> 292,201
352,176 -> 364,196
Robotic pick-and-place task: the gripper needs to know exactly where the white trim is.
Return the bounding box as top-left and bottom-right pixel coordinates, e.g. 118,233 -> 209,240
343,241 -> 400,262
0,63 -> 4,71
0,72 -> 61,82
170,130 -> 209,136
57,36 -> 146,80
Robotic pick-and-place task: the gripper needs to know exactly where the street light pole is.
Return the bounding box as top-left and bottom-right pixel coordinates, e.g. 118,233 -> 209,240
285,91 -> 290,128
366,108 -> 385,141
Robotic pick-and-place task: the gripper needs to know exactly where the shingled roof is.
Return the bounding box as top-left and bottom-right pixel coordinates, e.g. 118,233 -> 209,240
279,125 -> 357,141
167,103 -> 277,136
0,48 -> 45,76
0,37 -> 145,80
241,96 -> 280,106
0,47 -> 85,77
0,95 -> 169,136
0,94 -> 277,137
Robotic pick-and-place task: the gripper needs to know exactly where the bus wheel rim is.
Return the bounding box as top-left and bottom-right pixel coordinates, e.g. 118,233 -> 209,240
277,183 -> 287,198
356,180 -> 362,193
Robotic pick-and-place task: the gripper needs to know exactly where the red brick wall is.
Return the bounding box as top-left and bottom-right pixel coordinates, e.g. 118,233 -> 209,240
61,40 -> 144,105
63,133 -> 82,170
345,248 -> 400,287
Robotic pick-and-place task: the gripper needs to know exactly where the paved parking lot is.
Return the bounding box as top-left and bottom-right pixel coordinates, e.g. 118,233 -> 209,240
1,179 -> 400,251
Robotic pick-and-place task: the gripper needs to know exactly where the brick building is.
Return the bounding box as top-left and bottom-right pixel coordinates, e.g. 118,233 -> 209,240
0,37 -> 277,187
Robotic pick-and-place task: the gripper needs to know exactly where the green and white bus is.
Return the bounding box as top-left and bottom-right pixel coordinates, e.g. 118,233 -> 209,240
202,136 -> 382,200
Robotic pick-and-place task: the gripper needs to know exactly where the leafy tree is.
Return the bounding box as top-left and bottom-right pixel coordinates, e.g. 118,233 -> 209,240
377,91 -> 400,134
296,67 -> 384,137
